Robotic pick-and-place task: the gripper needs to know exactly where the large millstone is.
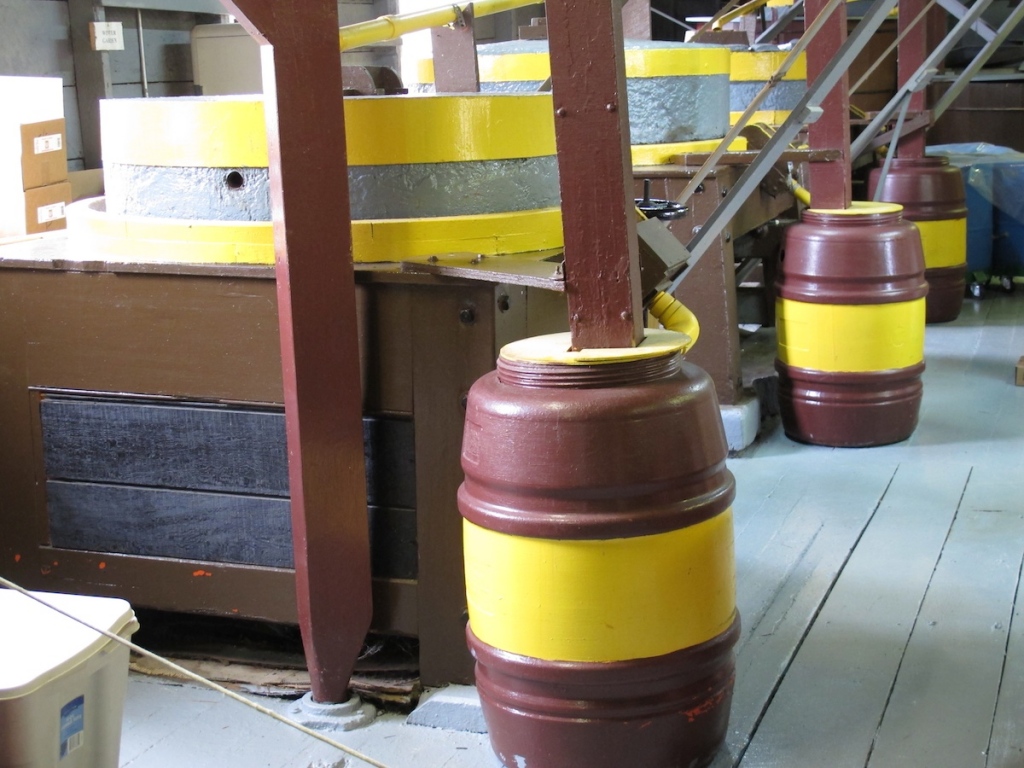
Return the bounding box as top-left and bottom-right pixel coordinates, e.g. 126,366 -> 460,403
73,93 -> 564,264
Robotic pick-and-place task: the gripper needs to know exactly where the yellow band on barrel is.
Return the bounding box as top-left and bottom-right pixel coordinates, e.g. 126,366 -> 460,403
464,510 -> 736,663
914,218 -> 968,269
776,298 -> 926,372
730,51 -> 807,81
69,198 -> 563,264
100,94 -> 556,167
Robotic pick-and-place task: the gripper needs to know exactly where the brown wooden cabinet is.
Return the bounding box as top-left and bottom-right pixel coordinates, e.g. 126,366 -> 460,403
0,236 -> 567,685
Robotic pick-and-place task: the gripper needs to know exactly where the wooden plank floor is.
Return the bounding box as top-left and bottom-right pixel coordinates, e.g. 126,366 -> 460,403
116,293 -> 1024,768
723,292 -> 1024,768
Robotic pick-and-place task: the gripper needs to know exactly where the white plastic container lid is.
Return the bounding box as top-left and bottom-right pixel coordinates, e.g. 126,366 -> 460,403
0,589 -> 139,700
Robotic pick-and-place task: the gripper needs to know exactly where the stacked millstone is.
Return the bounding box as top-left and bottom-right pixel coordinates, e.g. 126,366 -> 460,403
729,45 -> 807,126
69,93 -> 563,264
414,39 -> 744,166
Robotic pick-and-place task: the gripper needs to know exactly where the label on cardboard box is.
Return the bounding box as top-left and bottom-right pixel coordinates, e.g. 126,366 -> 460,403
20,119 -> 68,190
12,181 -> 73,236
37,201 -> 66,225
33,133 -> 63,155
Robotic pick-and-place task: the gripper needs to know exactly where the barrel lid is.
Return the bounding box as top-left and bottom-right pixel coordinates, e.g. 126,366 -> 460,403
500,329 -> 690,366
807,200 -> 904,216
0,589 -> 139,700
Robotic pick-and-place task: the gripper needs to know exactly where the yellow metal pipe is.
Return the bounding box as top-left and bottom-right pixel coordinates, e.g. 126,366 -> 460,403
339,0 -> 536,51
712,0 -> 770,29
648,291 -> 701,350
786,175 -> 812,206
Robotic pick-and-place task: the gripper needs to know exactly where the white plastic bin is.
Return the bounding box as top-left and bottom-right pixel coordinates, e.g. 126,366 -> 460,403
0,590 -> 139,768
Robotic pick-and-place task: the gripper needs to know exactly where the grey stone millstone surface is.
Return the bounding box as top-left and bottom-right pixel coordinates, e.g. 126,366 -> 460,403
420,38 -> 732,144
104,157 -> 562,221
729,80 -> 807,112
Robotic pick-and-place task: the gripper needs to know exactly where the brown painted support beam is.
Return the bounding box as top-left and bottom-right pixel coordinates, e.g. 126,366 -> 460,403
546,0 -> 645,350
897,0 -> 929,158
432,7 -> 481,93
221,0 -> 372,704
622,0 -> 653,39
805,0 -> 852,208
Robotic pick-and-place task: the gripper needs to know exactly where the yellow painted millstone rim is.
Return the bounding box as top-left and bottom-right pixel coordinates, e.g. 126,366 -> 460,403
500,328 -> 693,365
68,198 -> 564,264
632,136 -> 748,166
730,51 -> 807,81
100,94 -> 557,168
415,46 -> 732,85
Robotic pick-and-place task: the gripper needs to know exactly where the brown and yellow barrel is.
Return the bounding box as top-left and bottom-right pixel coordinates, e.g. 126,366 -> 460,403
868,157 -> 968,323
730,47 -> 807,126
775,201 -> 928,447
69,94 -> 562,264
460,330 -> 738,768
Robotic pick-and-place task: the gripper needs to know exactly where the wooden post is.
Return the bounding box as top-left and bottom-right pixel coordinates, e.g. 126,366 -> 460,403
897,0 -> 928,158
546,0 -> 645,350
805,0 -> 853,208
432,6 -> 481,93
221,0 -> 372,704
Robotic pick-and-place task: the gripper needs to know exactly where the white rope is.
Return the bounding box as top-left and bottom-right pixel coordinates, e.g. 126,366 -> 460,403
0,576 -> 393,768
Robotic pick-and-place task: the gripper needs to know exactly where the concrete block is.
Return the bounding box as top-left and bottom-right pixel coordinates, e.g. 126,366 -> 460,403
406,685 -> 488,734
721,395 -> 760,452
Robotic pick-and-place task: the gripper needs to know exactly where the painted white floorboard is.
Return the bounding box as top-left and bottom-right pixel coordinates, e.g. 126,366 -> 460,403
738,464 -> 970,768
866,501 -> 1024,768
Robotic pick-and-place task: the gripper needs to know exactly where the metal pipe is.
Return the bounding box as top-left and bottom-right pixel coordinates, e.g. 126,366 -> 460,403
850,0 -> 996,159
934,0 -> 996,42
648,291 -> 700,349
651,6 -> 696,32
674,0 -> 845,209
713,0 -> 770,30
755,0 -> 805,44
850,0 -> 938,95
872,92 -> 912,200
662,0 -> 901,294
338,0 -> 533,51
933,0 -> 1024,121
136,8 -> 149,98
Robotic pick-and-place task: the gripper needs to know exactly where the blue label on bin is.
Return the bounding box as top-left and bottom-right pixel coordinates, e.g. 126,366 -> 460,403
59,695 -> 85,759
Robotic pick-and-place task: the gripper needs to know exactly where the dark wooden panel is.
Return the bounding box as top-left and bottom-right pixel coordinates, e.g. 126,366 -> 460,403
39,395 -> 416,509
363,415 -> 416,510
47,481 -> 295,568
34,546 -> 418,634
41,397 -> 290,496
46,480 -> 418,578
368,506 -> 417,581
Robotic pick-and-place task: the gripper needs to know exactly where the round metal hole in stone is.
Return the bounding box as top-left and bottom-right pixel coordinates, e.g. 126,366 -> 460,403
225,170 -> 245,190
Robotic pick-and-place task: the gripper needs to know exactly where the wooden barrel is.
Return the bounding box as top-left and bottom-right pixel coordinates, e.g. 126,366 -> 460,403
74,94 -> 562,264
868,157 -> 968,323
775,202 -> 928,447
459,330 -> 738,768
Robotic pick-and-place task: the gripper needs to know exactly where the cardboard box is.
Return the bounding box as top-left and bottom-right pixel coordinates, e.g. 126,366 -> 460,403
20,119 -> 68,190
1016,356 -> 1024,387
0,181 -> 72,239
